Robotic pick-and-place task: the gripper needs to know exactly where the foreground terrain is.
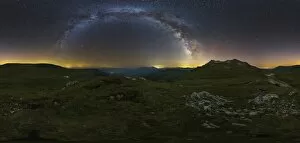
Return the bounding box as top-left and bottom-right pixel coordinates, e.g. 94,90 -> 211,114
0,60 -> 299,142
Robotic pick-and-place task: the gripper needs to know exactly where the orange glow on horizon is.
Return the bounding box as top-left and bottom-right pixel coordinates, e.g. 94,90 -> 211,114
1,58 -> 300,69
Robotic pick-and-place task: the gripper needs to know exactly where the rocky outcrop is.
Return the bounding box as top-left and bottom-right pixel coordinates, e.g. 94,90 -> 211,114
185,91 -> 231,116
185,91 -> 300,129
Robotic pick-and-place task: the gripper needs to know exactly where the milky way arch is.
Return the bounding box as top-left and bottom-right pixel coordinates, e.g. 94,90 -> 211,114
57,5 -> 204,59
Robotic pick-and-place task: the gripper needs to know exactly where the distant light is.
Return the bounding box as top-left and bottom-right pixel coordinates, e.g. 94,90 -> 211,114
153,65 -> 165,69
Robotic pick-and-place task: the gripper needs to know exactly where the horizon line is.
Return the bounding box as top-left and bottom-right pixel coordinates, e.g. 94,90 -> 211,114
1,60 -> 299,69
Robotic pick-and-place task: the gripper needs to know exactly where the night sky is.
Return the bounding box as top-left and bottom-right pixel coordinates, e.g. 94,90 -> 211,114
0,0 -> 300,68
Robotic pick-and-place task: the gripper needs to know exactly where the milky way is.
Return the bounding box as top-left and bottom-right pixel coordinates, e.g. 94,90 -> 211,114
1,0 -> 300,68
57,4 -> 204,61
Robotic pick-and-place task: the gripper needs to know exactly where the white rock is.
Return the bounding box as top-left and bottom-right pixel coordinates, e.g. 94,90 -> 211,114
251,94 -> 279,105
249,111 -> 258,116
185,91 -> 231,114
265,73 -> 275,77
63,76 -> 70,79
66,81 -> 79,87
202,121 -> 220,129
268,78 -> 290,87
289,90 -> 297,96
232,123 -> 247,127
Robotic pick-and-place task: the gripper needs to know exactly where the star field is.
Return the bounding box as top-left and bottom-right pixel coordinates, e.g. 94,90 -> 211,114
0,0 -> 300,68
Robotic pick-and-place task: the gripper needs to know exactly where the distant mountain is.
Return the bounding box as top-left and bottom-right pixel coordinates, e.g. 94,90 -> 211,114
273,65 -> 300,73
184,59 -> 263,79
199,59 -> 259,70
272,65 -> 300,89
0,63 -> 106,79
146,59 -> 264,81
0,63 -> 108,96
99,67 -> 159,77
0,63 -> 64,69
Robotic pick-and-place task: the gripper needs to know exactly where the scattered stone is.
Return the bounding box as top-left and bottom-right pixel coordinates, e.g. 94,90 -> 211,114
125,76 -> 137,81
250,94 -> 279,105
142,122 -> 152,128
268,78 -> 290,87
116,94 -> 124,100
63,75 -> 70,79
249,93 -> 300,117
249,111 -> 258,116
139,77 -> 146,80
265,73 -> 275,77
241,118 -> 252,122
185,91 -> 231,114
66,81 -> 79,87
289,90 -> 297,96
232,123 -> 247,127
202,121 -> 220,129
109,96 -> 115,100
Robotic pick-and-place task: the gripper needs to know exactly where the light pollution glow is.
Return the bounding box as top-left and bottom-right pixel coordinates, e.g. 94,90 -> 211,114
1,56 -> 300,69
0,54 -> 205,68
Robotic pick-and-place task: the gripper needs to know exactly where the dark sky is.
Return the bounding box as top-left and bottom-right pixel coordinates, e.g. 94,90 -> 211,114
0,0 -> 300,68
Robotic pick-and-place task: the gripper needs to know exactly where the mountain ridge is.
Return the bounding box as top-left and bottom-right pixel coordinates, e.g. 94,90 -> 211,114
1,60 -> 300,70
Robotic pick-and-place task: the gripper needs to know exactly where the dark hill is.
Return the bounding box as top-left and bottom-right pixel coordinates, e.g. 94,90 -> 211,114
0,63 -> 105,98
198,59 -> 259,71
272,65 -> 300,89
147,59 -> 264,81
0,63 -> 106,78
273,65 -> 300,73
99,67 -> 159,76
184,59 -> 263,79
1,63 -> 64,69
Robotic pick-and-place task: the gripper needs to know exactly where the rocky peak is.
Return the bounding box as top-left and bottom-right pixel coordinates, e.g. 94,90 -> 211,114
202,59 -> 253,69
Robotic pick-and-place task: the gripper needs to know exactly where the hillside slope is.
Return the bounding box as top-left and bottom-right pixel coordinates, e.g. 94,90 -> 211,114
0,62 -> 299,142
0,63 -> 104,99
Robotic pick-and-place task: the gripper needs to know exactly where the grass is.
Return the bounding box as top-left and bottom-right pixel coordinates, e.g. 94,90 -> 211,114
0,62 -> 299,142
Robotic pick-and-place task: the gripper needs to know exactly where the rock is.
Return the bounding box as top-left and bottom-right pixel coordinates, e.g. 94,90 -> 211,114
249,111 -> 258,116
142,122 -> 152,129
185,91 -> 231,114
241,118 -> 252,122
139,77 -> 146,80
53,101 -> 59,106
249,93 -> 300,117
66,81 -> 79,87
289,90 -> 297,96
109,96 -> 115,100
232,123 -> 247,127
268,78 -> 290,87
63,75 -> 70,79
265,73 -> 275,77
223,110 -> 238,116
125,76 -> 136,81
116,94 -> 124,100
202,121 -> 220,129
250,94 -> 279,105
